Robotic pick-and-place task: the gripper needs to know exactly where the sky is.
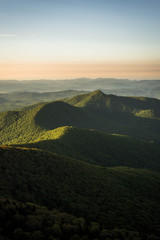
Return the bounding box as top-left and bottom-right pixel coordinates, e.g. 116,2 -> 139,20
0,0 -> 160,80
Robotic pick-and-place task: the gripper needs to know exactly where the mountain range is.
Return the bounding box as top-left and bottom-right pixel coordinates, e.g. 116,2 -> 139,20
0,78 -> 160,111
0,79 -> 160,97
0,89 -> 160,239
1,90 -> 160,144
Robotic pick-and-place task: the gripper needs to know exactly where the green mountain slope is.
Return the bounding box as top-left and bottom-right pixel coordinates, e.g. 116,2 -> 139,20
65,90 -> 160,119
0,103 -> 45,144
18,126 -> 160,171
0,146 -> 160,235
0,90 -> 160,144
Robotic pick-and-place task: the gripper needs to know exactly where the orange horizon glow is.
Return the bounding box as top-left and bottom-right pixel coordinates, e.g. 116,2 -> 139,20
0,62 -> 160,80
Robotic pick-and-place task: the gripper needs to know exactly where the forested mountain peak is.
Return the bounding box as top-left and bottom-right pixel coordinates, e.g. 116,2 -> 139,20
65,89 -> 160,115
65,89 -> 117,110
0,90 -> 160,145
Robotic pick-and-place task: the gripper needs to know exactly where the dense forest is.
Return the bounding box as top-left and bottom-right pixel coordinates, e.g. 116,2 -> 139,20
16,126 -> 160,171
0,198 -> 158,240
0,90 -> 160,239
0,146 -> 160,239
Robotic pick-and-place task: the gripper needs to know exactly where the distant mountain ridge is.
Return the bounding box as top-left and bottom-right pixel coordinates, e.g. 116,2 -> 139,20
0,90 -> 88,111
0,78 -> 160,99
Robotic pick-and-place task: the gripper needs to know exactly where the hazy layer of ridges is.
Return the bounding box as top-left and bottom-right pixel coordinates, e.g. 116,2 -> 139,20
0,90 -> 89,111
0,79 -> 160,100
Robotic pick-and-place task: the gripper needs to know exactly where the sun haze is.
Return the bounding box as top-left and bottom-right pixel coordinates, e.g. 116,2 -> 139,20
0,0 -> 160,80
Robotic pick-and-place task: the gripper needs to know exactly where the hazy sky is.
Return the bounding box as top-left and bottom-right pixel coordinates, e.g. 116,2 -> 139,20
0,0 -> 160,80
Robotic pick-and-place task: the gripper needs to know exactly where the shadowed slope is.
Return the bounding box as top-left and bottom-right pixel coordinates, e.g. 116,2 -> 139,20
0,145 -> 160,234
33,92 -> 160,140
64,90 -> 160,140
34,101 -> 88,130
18,126 -> 160,171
